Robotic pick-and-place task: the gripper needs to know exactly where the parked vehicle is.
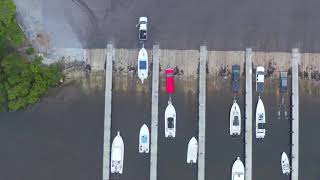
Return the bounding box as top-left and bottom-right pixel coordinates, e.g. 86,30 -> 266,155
256,66 -> 265,93
165,68 -> 175,94
280,71 -> 288,94
232,64 -> 241,93
137,17 -> 147,41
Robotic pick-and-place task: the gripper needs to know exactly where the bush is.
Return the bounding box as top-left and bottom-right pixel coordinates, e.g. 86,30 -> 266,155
0,0 -> 63,111
0,55 -> 63,111
26,47 -> 35,55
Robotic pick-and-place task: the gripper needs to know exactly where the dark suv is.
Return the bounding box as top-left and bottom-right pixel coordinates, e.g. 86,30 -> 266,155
232,64 -> 240,93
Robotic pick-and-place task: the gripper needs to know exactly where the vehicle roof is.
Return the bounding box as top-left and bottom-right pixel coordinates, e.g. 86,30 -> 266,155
139,17 -> 148,22
232,64 -> 240,70
140,24 -> 147,30
280,71 -> 287,78
256,66 -> 265,72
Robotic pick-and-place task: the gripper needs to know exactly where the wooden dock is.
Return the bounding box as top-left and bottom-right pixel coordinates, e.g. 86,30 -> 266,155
291,48 -> 300,180
150,45 -> 160,180
102,44 -> 113,180
198,46 -> 207,180
245,48 -> 253,180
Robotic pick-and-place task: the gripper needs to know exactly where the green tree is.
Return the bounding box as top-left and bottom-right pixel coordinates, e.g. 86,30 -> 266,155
0,0 -> 63,112
0,0 -> 16,32
0,0 -> 24,47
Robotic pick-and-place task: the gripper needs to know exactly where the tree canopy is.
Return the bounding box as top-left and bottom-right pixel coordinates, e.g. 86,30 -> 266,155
0,0 -> 63,111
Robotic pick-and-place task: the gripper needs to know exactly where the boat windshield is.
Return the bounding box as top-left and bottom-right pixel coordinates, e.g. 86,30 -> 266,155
233,116 -> 239,126
168,117 -> 174,128
141,135 -> 148,143
139,61 -> 147,70
258,123 -> 265,129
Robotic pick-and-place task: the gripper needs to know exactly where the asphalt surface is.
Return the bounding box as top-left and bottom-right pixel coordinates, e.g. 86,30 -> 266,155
44,0 -> 320,52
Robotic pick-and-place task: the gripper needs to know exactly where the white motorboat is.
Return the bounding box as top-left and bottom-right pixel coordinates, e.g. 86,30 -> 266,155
165,101 -> 176,138
232,157 -> 244,180
256,96 -> 266,139
138,47 -> 148,83
281,152 -> 290,175
111,131 -> 124,174
187,137 -> 198,164
139,124 -> 150,153
230,100 -> 241,136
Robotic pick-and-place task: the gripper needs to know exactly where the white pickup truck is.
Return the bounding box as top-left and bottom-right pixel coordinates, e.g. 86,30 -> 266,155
137,17 -> 148,41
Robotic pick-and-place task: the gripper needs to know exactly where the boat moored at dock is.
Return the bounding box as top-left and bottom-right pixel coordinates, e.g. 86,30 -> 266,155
139,124 -> 150,153
230,100 -> 241,136
232,157 -> 244,180
138,47 -> 148,84
165,101 -> 176,138
281,152 -> 290,175
187,137 -> 198,164
111,131 -> 124,174
256,96 -> 266,139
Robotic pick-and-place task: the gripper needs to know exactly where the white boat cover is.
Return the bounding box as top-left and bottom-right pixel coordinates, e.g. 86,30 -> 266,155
187,137 -> 198,164
230,100 -> 241,136
232,157 -> 244,180
138,48 -> 148,83
281,152 -> 290,175
111,131 -> 124,174
256,97 -> 266,139
165,101 -> 176,138
139,124 -> 150,153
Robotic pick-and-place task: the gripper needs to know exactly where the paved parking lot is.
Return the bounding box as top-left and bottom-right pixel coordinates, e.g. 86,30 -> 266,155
43,0 -> 320,52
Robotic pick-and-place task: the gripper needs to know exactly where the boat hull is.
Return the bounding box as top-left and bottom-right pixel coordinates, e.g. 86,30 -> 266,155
138,48 -> 148,83
281,152 -> 290,175
232,157 -> 244,180
165,101 -> 176,138
230,101 -> 241,136
111,131 -> 124,174
255,97 -> 266,139
139,124 -> 150,153
187,137 -> 198,164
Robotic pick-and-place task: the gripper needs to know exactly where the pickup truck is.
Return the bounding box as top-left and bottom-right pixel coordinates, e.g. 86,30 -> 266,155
137,17 -> 147,41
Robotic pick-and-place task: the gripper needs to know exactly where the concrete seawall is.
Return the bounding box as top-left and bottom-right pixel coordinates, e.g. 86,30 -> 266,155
82,48 -> 320,81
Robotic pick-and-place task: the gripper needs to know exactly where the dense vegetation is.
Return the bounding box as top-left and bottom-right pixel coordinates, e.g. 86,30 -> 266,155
0,0 -> 63,111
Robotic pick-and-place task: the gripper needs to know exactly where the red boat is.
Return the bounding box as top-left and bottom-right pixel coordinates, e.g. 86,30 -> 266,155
165,68 -> 174,94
